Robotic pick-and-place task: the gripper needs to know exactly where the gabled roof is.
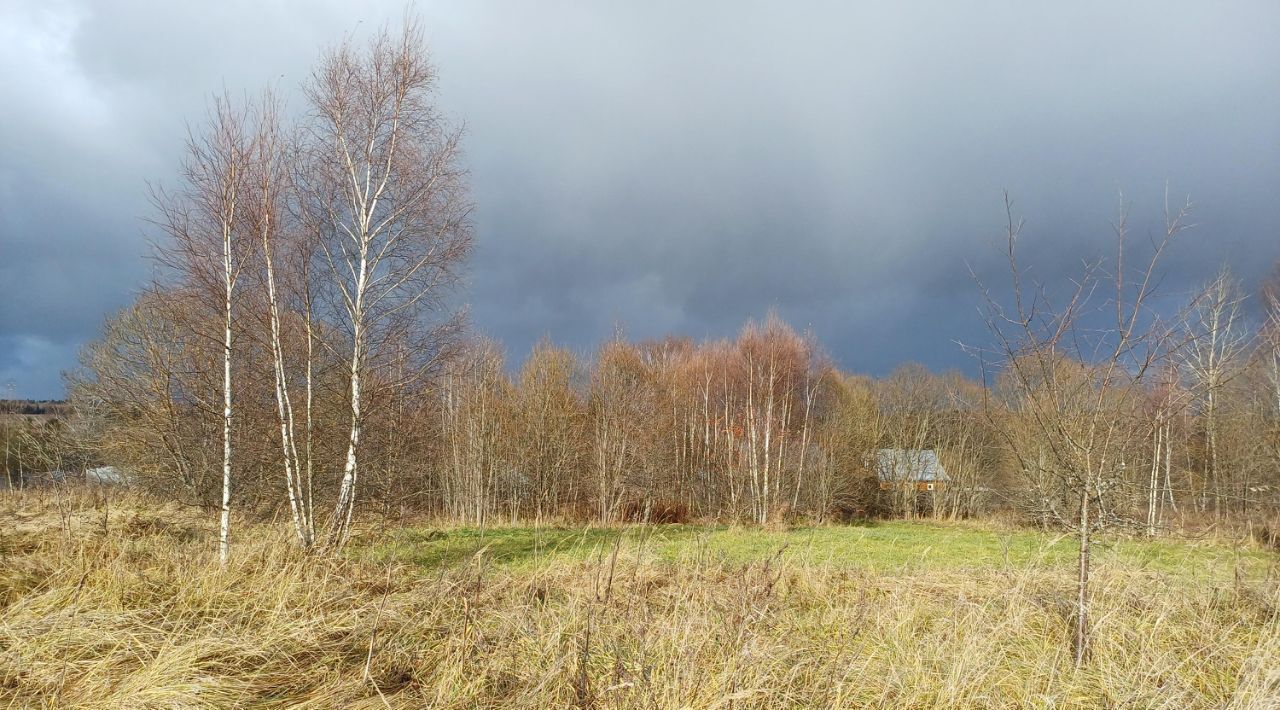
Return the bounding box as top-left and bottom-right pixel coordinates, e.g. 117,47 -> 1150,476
874,449 -> 950,483
87,466 -> 129,485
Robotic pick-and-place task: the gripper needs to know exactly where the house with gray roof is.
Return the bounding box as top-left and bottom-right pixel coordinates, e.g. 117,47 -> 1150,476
874,449 -> 950,492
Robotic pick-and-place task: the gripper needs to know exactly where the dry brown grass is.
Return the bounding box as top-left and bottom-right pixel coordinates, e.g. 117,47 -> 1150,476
1,488 -> 1277,708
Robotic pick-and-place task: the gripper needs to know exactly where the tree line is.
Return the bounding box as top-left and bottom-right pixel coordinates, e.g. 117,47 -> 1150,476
0,400 -> 72,417
66,269 -> 1280,530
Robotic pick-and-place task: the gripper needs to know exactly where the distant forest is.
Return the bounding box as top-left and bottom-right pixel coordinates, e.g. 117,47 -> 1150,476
0,400 -> 71,417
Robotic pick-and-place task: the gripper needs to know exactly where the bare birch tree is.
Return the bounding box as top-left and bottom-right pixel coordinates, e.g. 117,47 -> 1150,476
245,93 -> 315,547
299,18 -> 472,548
1179,267 -> 1252,518
153,96 -> 253,565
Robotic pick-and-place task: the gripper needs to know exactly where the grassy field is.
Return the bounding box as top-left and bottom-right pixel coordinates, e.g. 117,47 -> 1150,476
2,490 -> 1278,708
363,519 -> 1275,580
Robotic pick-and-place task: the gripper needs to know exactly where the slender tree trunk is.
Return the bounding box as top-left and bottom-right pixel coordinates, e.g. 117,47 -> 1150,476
792,380 -> 814,511
304,316 -> 316,539
761,366 -> 774,525
264,245 -> 308,547
1147,419 -> 1161,536
330,243 -> 368,548
332,329 -> 363,547
219,267 -> 233,567
1163,421 -> 1177,514
1207,389 -> 1220,520
4,436 -> 13,490
1074,482 -> 1091,667
1271,349 -> 1280,417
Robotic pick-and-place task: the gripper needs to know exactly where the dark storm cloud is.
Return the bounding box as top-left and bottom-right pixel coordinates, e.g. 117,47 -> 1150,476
2,0 -> 1278,398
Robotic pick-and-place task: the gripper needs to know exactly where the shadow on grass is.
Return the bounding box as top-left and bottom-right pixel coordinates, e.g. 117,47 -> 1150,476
375,524 -> 710,570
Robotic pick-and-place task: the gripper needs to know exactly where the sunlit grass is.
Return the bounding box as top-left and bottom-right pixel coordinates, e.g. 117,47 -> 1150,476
363,519 -> 1274,583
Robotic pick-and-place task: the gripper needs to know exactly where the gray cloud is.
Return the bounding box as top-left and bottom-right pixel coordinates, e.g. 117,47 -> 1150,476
2,0 -> 1278,398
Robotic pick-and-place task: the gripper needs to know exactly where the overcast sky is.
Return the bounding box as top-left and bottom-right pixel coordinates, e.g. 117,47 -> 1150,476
1,1 -> 1278,399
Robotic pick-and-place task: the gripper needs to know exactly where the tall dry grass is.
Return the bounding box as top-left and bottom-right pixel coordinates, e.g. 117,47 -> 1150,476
1,488 -> 1277,708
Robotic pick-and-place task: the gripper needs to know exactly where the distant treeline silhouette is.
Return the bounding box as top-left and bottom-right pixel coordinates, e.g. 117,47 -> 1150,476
0,400 -> 71,417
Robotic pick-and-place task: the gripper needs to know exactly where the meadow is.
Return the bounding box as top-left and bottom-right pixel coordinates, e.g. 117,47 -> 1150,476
2,489 -> 1277,708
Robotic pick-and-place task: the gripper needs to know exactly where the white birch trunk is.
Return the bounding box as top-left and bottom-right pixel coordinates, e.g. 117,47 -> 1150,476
264,235 -> 309,548
332,310 -> 364,547
219,231 -> 234,567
